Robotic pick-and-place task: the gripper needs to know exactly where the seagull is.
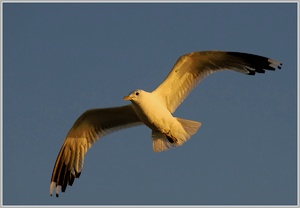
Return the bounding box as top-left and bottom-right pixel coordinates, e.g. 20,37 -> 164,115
50,50 -> 282,197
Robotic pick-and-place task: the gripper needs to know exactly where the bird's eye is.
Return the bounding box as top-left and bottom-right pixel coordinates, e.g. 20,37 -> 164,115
135,92 -> 139,96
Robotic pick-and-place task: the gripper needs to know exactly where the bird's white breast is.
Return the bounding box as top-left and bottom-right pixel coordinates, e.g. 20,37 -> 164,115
131,92 -> 175,132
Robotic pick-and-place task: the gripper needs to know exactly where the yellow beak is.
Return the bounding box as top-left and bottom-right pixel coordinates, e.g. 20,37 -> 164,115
123,96 -> 131,101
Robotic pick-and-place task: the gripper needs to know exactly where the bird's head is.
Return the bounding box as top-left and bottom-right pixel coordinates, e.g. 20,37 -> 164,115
124,89 -> 144,103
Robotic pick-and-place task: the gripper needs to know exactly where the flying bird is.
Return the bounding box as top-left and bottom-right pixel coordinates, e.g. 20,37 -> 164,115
50,50 -> 282,197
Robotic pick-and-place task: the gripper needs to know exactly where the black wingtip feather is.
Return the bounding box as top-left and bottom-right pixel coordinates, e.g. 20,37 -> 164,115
247,71 -> 256,75
255,68 -> 266,73
51,151 -> 82,196
226,52 -> 282,75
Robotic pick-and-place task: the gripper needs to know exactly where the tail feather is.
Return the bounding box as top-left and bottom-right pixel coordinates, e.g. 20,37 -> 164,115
152,131 -> 176,152
152,118 -> 201,152
176,118 -> 201,136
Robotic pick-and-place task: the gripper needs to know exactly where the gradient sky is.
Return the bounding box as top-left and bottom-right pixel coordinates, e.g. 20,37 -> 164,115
2,2 -> 298,206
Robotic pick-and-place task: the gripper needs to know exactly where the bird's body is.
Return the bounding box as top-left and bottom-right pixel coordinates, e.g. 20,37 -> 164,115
50,50 -> 282,197
125,89 -> 201,149
125,90 -> 168,131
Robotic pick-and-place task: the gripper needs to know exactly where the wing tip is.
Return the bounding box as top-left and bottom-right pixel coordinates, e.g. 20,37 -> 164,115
268,58 -> 283,70
50,193 -> 59,197
50,168 -> 82,197
246,58 -> 282,75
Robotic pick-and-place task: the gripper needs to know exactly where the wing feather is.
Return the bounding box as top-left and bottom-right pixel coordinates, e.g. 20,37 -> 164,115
50,104 -> 142,197
152,51 -> 282,113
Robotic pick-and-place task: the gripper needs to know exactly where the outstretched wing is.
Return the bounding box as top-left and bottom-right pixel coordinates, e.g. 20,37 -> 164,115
50,105 -> 142,197
152,51 -> 282,113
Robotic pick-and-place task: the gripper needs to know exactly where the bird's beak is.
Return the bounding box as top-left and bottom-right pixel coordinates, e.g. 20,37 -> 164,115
123,95 -> 131,101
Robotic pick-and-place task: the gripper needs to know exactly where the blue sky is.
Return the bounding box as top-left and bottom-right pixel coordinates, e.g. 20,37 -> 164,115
2,2 -> 298,206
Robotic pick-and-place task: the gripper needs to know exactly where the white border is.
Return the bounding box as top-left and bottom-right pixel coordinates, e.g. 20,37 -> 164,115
0,1 -> 298,208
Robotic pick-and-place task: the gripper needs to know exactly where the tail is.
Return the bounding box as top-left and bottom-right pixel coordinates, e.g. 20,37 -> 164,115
152,118 -> 201,152
176,118 -> 201,136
